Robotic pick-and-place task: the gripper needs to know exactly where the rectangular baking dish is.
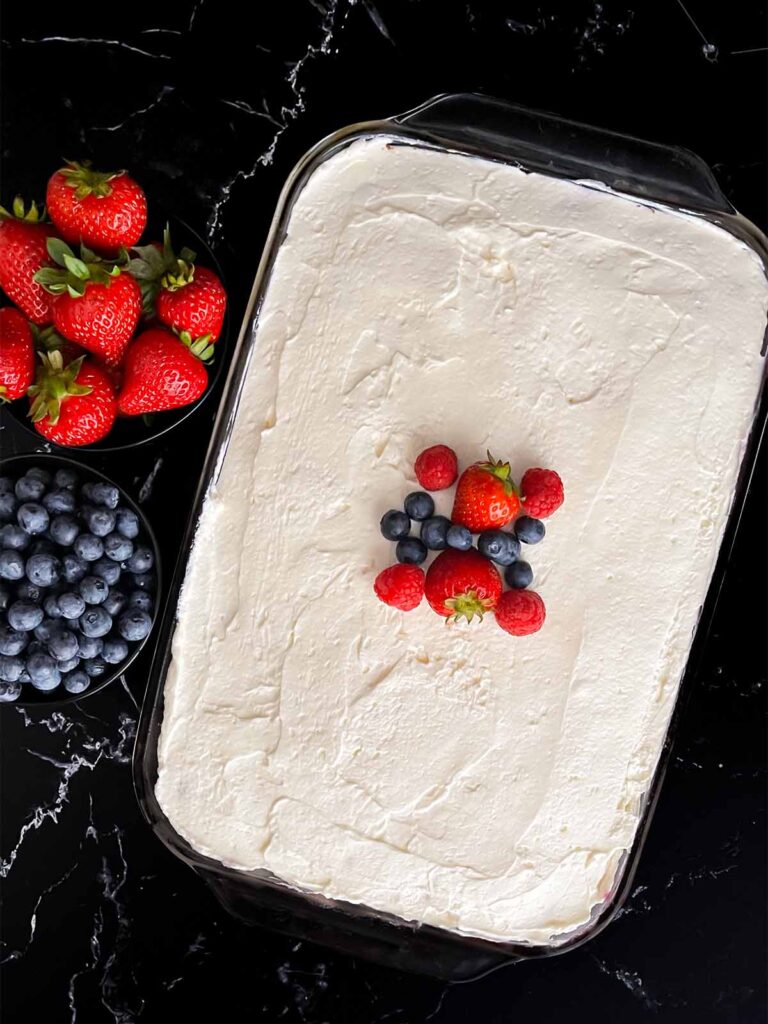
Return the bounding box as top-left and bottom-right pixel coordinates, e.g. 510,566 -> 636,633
133,93 -> 768,980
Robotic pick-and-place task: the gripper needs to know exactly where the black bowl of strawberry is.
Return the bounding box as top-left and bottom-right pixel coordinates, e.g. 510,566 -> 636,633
0,455 -> 161,705
0,159 -> 231,452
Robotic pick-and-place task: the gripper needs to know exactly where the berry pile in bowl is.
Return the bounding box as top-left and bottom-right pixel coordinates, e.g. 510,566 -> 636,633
0,160 -> 228,450
0,456 -> 160,704
374,444 -> 564,636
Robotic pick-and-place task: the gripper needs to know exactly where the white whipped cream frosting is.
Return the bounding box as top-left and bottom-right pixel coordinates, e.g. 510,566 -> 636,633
155,136 -> 767,945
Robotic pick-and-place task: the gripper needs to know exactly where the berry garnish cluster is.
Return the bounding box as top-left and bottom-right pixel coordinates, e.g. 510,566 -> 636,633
0,161 -> 228,446
0,464 -> 156,702
374,445 -> 564,636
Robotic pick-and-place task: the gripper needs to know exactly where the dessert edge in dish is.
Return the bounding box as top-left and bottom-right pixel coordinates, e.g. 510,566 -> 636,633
154,135 -> 768,945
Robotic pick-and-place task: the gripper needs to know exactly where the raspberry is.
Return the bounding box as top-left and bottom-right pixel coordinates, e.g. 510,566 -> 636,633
495,589 -> 546,636
374,563 -> 425,611
520,468 -> 564,519
414,445 -> 458,491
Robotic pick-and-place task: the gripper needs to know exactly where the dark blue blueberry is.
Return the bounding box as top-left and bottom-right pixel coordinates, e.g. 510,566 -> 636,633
15,580 -> 43,602
127,591 -> 153,612
84,506 -> 116,538
0,655 -> 23,682
114,508 -> 139,539
25,641 -> 44,658
92,557 -> 121,586
0,477 -> 13,494
44,595 -> 63,619
404,491 -> 435,521
50,514 -> 80,547
0,680 -> 22,701
48,626 -> 79,662
43,489 -> 77,515
0,493 -> 17,520
64,670 -> 90,694
26,467 -> 51,485
26,652 -> 61,691
379,509 -> 410,541
34,619 -> 58,644
83,482 -> 119,509
0,524 -> 30,551
54,467 -> 79,490
74,534 -> 104,562
514,516 -> 545,545
126,545 -> 154,575
17,503 -> 49,535
420,516 -> 452,551
477,530 -> 520,566
58,592 -> 86,620
25,553 -> 61,588
84,657 -> 108,678
103,589 -> 127,617
446,524 -> 473,551
131,572 -> 155,592
0,625 -> 28,656
77,635 -> 103,660
395,537 -> 427,566
0,549 -> 25,580
15,475 -> 46,502
79,607 -> 113,638
79,576 -> 108,605
102,637 -> 129,665
57,656 -> 80,673
61,553 -> 88,584
104,533 -> 133,562
504,560 -> 533,589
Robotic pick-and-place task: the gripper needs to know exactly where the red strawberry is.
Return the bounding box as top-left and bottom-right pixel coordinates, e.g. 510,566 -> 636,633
46,160 -> 147,253
27,351 -> 116,446
34,239 -> 141,367
117,327 -> 211,415
424,549 -> 502,622
0,307 -> 35,401
520,468 -> 564,519
0,198 -> 56,324
451,452 -> 521,532
374,563 -> 425,611
414,444 -> 458,491
495,589 -> 546,636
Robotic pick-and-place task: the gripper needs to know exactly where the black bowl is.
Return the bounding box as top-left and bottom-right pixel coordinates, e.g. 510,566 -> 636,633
7,216 -> 230,453
0,454 -> 161,706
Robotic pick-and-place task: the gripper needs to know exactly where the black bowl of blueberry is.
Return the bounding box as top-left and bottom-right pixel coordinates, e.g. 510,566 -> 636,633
0,455 -> 160,704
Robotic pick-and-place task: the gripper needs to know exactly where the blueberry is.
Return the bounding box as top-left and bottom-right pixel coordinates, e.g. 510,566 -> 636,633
420,516 -> 451,551
26,467 -> 51,485
82,482 -> 119,509
15,475 -> 46,502
58,592 -> 86,620
77,635 -> 103,660
0,524 -> 30,551
84,657 -> 108,678
25,641 -> 44,658
61,553 -> 88,584
50,514 -> 80,547
34,619 -> 57,644
43,489 -> 77,514
115,508 -> 139,539
104,533 -> 133,562
0,680 -> 22,701
118,607 -> 153,642
17,503 -> 49,535
26,652 -> 61,691
102,637 -> 129,665
380,510 -> 410,541
446,524 -> 473,551
92,557 -> 121,586
0,477 -> 13,494
127,591 -> 153,612
515,516 -> 546,545
54,467 -> 79,489
57,656 -> 80,673
79,607 -> 112,638
0,625 -> 28,655
103,589 -> 127,617
48,626 -> 79,662
64,670 -> 90,694
79,575 -> 108,605
504,560 -> 533,589
404,491 -> 435,521
44,595 -> 63,619
16,583 -> 42,605
0,493 -> 17,520
0,655 -> 23,682
131,572 -> 155,592
26,553 -> 61,588
477,530 -> 520,566
0,549 -> 25,580
74,534 -> 104,562
84,506 -> 116,538
395,538 -> 427,566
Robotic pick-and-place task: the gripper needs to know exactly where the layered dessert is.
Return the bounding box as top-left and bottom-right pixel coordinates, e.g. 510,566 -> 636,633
155,135 -> 767,945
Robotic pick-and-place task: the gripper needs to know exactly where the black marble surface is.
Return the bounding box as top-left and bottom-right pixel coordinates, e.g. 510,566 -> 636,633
1,2 -> 767,1020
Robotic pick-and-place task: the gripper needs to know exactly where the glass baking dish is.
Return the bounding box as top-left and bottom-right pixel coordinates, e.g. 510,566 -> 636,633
133,94 -> 768,980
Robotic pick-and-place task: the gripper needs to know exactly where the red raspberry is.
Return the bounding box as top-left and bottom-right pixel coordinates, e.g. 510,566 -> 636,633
374,564 -> 425,611
414,444 -> 458,491
495,589 -> 546,636
520,468 -> 564,519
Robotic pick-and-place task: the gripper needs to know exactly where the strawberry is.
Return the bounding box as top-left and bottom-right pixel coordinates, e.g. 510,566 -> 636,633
0,307 -> 35,401
117,327 -> 211,415
46,160 -> 147,253
34,239 -> 141,367
520,468 -> 564,519
27,350 -> 116,446
130,227 -> 227,341
0,198 -> 56,324
414,444 -> 458,491
424,549 -> 502,622
495,589 -> 546,636
374,563 -> 425,611
451,452 -> 521,532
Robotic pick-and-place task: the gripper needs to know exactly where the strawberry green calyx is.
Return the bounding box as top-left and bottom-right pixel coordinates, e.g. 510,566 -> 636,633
27,351 -> 92,425
30,323 -> 68,353
58,160 -> 121,200
443,589 -> 495,624
129,225 -> 197,312
0,196 -> 48,222
178,330 -> 215,363
34,238 -> 122,298
479,450 -> 519,498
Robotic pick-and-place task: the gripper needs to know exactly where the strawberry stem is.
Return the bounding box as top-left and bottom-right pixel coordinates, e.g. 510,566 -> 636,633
59,160 -> 120,200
